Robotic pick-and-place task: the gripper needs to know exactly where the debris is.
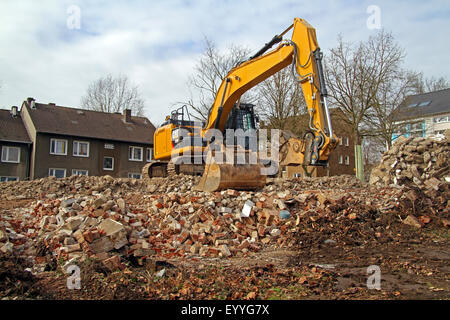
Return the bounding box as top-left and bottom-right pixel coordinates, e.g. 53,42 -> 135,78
403,215 -> 422,228
370,135 -> 449,190
279,210 -> 290,219
155,268 -> 166,277
241,200 -> 254,218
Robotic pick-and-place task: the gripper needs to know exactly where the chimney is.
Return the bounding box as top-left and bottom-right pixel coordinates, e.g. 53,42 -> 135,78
27,97 -> 36,109
48,102 -> 56,106
10,106 -> 18,117
123,109 -> 132,123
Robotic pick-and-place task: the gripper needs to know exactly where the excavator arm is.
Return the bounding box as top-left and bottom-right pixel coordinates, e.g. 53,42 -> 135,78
201,18 -> 337,164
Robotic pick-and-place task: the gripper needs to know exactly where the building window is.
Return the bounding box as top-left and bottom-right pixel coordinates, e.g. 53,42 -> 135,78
72,169 -> 88,176
129,146 -> 143,161
345,156 -> 350,165
344,137 -> 349,146
434,116 -> 450,123
50,139 -> 68,155
147,148 -> 153,162
0,176 -> 19,182
338,155 -> 343,164
1,146 -> 20,163
103,157 -> 114,171
128,173 -> 142,179
49,168 -> 66,178
73,141 -> 89,157
409,121 -> 425,137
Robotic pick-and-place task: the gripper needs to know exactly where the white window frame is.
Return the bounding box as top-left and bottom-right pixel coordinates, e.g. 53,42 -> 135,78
434,116 -> 450,124
339,138 -> 343,146
338,155 -> 343,164
49,168 -> 67,178
72,169 -> 89,176
0,176 -> 19,182
344,137 -> 349,146
147,148 -> 153,162
103,156 -> 114,171
50,138 -> 68,155
128,173 -> 142,179
73,141 -> 90,157
345,156 -> 350,165
1,146 -> 20,163
129,146 -> 143,161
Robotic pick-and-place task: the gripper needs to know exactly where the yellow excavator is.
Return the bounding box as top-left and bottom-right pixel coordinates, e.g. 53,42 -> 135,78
142,18 -> 339,192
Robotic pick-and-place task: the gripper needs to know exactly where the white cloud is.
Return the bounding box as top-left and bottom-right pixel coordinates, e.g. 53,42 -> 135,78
0,0 -> 449,125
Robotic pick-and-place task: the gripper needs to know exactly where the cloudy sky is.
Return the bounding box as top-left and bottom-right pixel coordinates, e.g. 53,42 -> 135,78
1,0 -> 449,125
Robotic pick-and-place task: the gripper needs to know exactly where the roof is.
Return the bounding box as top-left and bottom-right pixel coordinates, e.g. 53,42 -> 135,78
281,108 -> 352,137
23,101 -> 155,144
0,109 -> 32,144
394,88 -> 450,121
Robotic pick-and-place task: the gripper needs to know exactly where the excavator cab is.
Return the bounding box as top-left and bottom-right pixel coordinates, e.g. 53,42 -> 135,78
224,103 -> 259,151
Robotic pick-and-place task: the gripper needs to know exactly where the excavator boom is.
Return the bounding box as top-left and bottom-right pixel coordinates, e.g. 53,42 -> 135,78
196,18 -> 338,191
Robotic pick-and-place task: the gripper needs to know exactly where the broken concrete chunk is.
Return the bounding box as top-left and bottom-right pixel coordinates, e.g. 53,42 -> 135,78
98,218 -> 128,249
403,215 -> 422,228
0,230 -> 8,242
89,236 -> 114,254
117,198 -> 126,212
270,228 -> 281,237
241,200 -> 254,218
61,198 -> 77,208
63,216 -> 84,231
219,244 -> 232,257
93,196 -> 107,209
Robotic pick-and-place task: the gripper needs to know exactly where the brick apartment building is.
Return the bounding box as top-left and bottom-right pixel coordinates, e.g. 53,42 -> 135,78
0,98 -> 156,180
0,107 -> 32,181
276,108 -> 355,178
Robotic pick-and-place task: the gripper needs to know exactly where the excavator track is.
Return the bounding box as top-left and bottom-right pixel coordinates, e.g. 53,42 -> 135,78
142,160 -> 204,181
142,161 -> 168,181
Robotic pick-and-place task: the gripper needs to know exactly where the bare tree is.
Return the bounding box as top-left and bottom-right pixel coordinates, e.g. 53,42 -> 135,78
325,31 -> 405,146
325,31 -> 406,181
410,73 -> 449,94
185,37 -> 253,121
365,70 -> 420,149
257,67 -> 307,131
81,74 -> 145,116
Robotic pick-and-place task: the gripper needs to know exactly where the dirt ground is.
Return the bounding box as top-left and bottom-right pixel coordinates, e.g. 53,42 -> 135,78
1,184 -> 448,300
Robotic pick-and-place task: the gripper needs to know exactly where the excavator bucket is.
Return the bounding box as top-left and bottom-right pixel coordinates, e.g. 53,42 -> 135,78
195,147 -> 266,192
195,162 -> 266,192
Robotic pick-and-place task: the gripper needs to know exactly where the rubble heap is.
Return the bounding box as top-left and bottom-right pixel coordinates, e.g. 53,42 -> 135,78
370,134 -> 449,189
0,171 -> 447,275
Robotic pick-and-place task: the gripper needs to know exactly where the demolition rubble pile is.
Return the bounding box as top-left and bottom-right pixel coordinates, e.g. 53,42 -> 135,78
0,169 -> 447,274
370,133 -> 450,189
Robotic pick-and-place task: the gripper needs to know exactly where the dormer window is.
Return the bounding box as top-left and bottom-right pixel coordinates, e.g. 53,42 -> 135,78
417,101 -> 431,107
